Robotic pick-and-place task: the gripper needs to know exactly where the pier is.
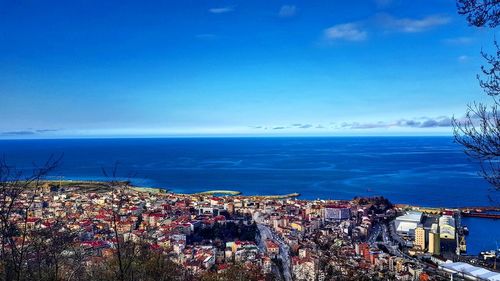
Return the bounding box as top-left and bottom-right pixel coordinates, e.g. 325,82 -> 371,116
459,206 -> 500,219
195,190 -> 242,196
461,213 -> 500,219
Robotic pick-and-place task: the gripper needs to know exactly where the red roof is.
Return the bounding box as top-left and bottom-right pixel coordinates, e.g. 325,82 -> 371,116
218,264 -> 230,270
325,204 -> 350,209
150,244 -> 161,251
26,217 -> 40,223
214,215 -> 226,221
149,213 -> 165,218
81,240 -> 107,248
265,240 -> 279,249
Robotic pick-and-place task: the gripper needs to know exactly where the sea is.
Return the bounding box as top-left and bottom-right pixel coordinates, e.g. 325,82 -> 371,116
0,137 -> 498,254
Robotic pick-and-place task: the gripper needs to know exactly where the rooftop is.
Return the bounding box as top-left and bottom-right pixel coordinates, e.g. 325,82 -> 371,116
440,262 -> 500,281
395,211 -> 423,223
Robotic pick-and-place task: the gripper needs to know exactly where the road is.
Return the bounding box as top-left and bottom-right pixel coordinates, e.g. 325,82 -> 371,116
387,221 -> 406,246
381,223 -> 405,257
368,223 -> 381,244
254,212 -> 292,281
367,221 -> 408,259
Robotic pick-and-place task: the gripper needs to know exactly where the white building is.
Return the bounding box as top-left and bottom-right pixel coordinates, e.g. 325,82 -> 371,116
394,211 -> 422,237
439,262 -> 500,281
292,257 -> 316,281
438,215 -> 455,239
324,205 -> 351,221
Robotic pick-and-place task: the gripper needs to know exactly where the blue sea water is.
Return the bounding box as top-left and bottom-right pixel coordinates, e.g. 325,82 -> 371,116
0,137 -> 498,254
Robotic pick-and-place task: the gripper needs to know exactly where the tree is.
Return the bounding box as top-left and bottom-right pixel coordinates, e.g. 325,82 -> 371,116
0,156 -> 61,281
453,0 -> 500,190
199,263 -> 265,281
0,158 -> 197,281
457,0 -> 500,28
100,164 -> 139,281
23,220 -> 82,281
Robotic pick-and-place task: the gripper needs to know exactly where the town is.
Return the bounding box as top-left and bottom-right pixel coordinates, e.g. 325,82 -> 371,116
1,181 -> 499,281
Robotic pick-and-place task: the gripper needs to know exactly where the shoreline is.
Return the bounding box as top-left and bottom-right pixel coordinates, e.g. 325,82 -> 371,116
39,180 -> 302,199
37,180 -> 500,211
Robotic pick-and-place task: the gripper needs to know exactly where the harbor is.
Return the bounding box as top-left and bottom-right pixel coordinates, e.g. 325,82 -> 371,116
393,204 -> 500,271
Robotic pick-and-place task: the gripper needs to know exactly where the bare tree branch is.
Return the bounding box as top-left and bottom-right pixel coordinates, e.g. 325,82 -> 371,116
457,0 -> 500,27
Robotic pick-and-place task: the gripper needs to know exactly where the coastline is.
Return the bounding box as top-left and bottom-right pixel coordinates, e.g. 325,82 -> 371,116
39,180 -> 499,210
39,180 -> 303,199
43,180 -> 500,214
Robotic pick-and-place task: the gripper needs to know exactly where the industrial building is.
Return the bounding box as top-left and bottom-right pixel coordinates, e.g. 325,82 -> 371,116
438,215 -> 456,239
439,262 -> 500,281
394,211 -> 423,237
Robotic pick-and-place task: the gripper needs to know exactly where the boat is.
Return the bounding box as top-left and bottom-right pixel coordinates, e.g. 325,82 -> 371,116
462,225 -> 469,235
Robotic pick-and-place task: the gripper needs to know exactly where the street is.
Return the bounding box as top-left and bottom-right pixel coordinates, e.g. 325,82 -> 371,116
254,212 -> 292,281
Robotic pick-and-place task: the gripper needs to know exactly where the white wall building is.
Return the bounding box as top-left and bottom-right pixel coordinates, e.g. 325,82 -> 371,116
439,262 -> 500,281
394,211 -> 423,237
324,206 -> 351,221
438,215 -> 455,239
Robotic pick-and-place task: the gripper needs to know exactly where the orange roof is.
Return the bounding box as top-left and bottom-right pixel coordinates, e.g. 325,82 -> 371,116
265,240 -> 279,249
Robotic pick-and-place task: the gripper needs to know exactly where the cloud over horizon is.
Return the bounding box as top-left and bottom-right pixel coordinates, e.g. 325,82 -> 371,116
1,129 -> 59,136
340,116 -> 453,129
251,116 -> 453,132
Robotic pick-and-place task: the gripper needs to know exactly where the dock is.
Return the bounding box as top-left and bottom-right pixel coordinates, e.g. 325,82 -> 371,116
461,212 -> 500,219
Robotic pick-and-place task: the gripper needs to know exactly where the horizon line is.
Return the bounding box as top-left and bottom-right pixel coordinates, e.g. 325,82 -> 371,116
0,134 -> 456,141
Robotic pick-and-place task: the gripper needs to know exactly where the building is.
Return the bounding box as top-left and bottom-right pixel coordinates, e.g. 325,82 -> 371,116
428,230 -> 440,255
439,262 -> 500,281
355,242 -> 370,261
265,239 -> 280,259
438,215 -> 455,239
414,225 -> 426,250
292,257 -> 316,281
324,205 -> 351,221
234,244 -> 259,262
262,256 -> 272,274
394,211 -> 423,237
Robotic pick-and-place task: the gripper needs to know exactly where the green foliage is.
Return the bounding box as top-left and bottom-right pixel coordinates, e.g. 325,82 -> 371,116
199,264 -> 265,281
189,221 -> 258,245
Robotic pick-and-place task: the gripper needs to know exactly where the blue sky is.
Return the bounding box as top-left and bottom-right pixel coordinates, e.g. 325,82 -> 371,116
0,0 -> 497,138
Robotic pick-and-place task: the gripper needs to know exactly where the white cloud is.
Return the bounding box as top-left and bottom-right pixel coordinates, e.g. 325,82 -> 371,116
458,55 -> 469,62
339,116 -> 453,129
249,116 -> 454,133
279,5 -> 297,18
323,23 -> 367,42
378,14 -> 451,33
443,36 -> 474,45
209,7 -> 234,14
